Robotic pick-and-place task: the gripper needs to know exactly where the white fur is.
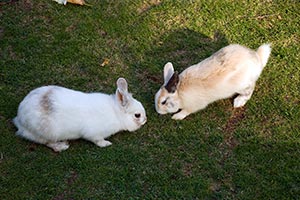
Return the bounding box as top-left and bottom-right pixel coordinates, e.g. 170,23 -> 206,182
13,78 -> 147,151
155,44 -> 271,120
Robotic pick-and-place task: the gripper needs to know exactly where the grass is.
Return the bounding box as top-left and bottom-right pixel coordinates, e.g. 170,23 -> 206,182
1,0 -> 299,199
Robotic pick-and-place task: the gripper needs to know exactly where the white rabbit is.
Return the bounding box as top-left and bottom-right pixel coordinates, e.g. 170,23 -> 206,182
13,78 -> 147,152
155,44 -> 271,120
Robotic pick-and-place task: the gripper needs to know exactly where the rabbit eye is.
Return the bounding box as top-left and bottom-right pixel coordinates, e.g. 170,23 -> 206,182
135,113 -> 141,118
161,97 -> 169,105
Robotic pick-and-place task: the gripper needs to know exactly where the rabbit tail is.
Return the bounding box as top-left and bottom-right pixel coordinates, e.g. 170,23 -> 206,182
257,44 -> 271,68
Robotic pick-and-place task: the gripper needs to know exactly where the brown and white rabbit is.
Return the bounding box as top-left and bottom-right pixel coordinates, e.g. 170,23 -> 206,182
13,78 -> 147,152
155,44 -> 271,120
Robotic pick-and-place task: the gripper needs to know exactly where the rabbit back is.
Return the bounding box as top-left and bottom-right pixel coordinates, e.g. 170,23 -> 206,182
180,45 -> 262,91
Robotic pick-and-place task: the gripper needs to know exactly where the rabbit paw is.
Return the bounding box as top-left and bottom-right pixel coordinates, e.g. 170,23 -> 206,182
172,110 -> 189,120
47,141 -> 70,152
234,95 -> 250,108
96,140 -> 112,147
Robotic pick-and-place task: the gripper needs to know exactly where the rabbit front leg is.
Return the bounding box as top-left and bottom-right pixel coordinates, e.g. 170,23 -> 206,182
86,136 -> 112,147
172,109 -> 190,120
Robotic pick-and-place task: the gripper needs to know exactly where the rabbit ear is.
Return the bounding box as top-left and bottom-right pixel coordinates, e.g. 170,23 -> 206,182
165,71 -> 179,93
163,62 -> 175,85
116,78 -> 130,107
117,78 -> 128,93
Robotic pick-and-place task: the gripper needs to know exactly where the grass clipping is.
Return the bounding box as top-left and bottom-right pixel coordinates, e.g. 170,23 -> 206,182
53,0 -> 91,6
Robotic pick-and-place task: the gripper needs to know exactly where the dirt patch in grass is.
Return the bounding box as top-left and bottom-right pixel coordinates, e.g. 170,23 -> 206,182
219,107 -> 246,164
182,162 -> 193,177
53,170 -> 78,200
3,0 -> 34,10
137,0 -> 162,14
209,180 -> 221,193
0,0 -> 19,5
223,107 -> 246,137
136,69 -> 161,84
212,106 -> 247,198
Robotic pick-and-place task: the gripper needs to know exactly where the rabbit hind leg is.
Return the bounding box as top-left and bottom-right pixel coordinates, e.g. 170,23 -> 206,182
234,84 -> 255,108
46,141 -> 70,152
15,125 -> 69,152
94,139 -> 112,147
16,127 -> 48,144
87,137 -> 112,147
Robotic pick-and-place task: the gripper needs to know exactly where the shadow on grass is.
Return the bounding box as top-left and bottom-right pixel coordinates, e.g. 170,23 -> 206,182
145,28 -> 229,72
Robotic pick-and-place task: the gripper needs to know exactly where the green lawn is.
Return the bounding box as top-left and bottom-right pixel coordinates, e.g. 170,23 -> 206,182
1,0 -> 299,199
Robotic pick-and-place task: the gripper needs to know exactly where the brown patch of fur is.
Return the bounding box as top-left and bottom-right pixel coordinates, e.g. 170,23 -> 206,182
40,89 -> 54,114
214,48 -> 227,66
177,45 -> 249,91
177,65 -> 221,92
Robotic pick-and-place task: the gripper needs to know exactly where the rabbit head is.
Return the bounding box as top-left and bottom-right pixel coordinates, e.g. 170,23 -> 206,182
155,62 -> 182,115
116,78 -> 147,131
